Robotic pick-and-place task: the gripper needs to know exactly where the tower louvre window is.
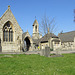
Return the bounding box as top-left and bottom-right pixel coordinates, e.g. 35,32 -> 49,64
35,25 -> 37,32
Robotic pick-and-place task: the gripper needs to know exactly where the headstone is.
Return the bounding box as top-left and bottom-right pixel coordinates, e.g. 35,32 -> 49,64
44,47 -> 50,57
40,49 -> 45,56
40,47 -> 50,57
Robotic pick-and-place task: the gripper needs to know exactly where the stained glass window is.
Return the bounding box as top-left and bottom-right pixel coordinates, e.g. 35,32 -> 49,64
3,21 -> 13,42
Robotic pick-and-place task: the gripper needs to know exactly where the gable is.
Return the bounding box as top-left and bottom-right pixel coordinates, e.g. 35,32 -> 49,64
0,6 -> 22,32
22,31 -> 31,40
22,31 -> 33,44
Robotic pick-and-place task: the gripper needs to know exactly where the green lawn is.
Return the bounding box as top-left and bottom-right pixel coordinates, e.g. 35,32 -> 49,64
0,54 -> 75,75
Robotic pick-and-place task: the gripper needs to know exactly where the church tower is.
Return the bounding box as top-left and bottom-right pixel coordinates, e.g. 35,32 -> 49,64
32,19 -> 39,39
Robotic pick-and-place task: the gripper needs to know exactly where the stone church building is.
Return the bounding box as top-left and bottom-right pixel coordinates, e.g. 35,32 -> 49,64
0,6 -> 41,52
0,6 -> 23,52
0,6 -> 75,52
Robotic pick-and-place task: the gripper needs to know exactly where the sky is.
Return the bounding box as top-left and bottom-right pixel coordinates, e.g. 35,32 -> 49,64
0,0 -> 75,36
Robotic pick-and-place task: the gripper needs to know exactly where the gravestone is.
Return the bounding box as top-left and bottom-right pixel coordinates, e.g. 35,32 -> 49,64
40,49 -> 45,56
40,47 -> 50,57
45,47 -> 50,57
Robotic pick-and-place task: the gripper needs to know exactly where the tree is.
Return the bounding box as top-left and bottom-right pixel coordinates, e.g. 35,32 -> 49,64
39,15 -> 57,35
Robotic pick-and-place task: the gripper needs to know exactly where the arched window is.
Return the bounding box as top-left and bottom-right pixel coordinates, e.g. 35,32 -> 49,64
35,25 -> 37,32
3,21 -> 13,42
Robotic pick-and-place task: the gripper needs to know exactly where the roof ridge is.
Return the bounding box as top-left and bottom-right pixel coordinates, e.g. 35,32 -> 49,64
60,31 -> 75,34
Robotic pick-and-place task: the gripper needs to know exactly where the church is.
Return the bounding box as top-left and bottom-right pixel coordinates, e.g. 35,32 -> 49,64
0,6 -> 75,52
0,6 -> 42,52
0,6 -> 23,52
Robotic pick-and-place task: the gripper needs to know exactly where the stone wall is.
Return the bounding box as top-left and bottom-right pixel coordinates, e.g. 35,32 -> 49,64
0,6 -> 22,52
60,42 -> 75,50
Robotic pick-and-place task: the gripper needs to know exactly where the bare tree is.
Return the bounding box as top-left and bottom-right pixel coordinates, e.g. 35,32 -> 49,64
39,15 -> 57,35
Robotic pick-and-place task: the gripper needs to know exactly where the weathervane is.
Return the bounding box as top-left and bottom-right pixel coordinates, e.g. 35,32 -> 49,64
74,9 -> 75,22
35,16 -> 36,19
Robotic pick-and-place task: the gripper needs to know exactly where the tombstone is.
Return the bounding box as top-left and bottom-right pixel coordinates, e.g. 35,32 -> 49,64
44,47 -> 50,57
0,39 -> 2,52
40,47 -> 50,57
40,49 -> 45,56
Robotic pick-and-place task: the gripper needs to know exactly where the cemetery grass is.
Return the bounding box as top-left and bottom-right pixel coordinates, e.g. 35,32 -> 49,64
0,54 -> 75,75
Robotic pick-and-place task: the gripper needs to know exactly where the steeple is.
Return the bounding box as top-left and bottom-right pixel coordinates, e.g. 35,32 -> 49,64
32,19 -> 39,33
32,19 -> 39,39
33,19 -> 38,26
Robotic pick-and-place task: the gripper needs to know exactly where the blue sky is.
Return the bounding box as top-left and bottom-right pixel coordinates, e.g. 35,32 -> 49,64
0,0 -> 75,35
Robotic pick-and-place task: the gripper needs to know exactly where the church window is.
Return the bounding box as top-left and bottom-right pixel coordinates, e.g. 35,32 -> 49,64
6,31 -> 8,41
55,42 -> 59,44
46,44 -> 48,47
3,31 -> 5,41
3,21 -> 13,42
11,31 -> 13,41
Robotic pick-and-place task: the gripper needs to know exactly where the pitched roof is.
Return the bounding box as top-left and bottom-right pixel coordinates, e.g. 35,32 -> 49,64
0,6 -> 22,32
40,33 -> 58,43
32,39 -> 40,45
0,6 -> 10,20
33,19 -> 38,25
58,31 -> 75,42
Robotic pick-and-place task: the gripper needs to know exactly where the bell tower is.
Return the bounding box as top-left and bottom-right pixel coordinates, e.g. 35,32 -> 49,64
32,19 -> 39,39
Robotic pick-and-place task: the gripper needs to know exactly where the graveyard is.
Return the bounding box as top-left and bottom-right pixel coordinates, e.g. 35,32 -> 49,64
0,53 -> 75,75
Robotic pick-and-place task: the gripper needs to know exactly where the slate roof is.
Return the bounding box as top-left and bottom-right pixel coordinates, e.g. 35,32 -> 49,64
32,39 -> 40,45
40,33 -> 58,43
58,31 -> 75,42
